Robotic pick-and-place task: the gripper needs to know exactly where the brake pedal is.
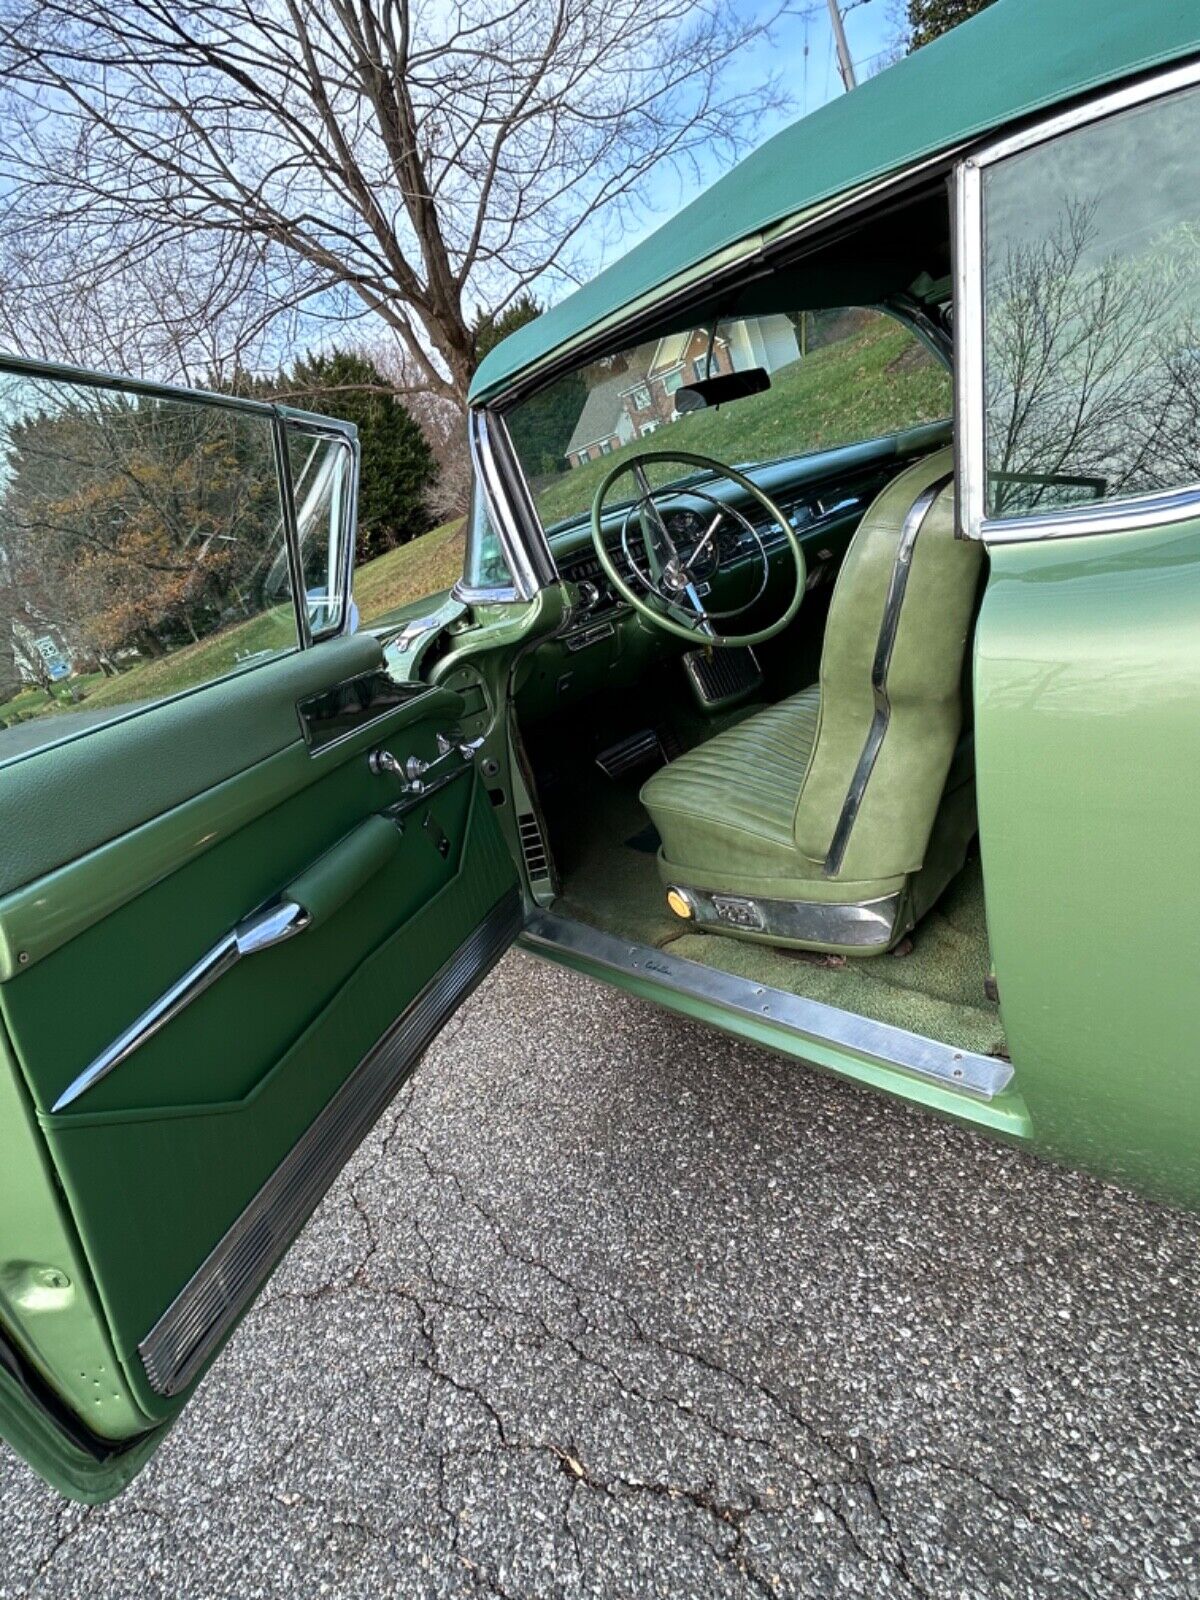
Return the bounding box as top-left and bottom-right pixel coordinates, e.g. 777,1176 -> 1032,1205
595,729 -> 665,779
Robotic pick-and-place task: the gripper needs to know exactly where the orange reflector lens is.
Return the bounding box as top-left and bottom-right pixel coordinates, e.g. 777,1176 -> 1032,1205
666,889 -> 693,919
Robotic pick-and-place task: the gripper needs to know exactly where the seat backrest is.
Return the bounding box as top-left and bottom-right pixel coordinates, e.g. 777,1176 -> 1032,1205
792,446 -> 982,883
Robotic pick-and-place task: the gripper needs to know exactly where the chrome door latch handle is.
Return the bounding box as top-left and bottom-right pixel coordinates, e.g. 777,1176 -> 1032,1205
369,734 -> 484,797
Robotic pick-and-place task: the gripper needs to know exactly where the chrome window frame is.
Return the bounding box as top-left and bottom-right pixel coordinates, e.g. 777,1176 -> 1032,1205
278,417 -> 360,642
0,354 -> 363,769
954,57 -> 1200,545
467,407 -> 556,601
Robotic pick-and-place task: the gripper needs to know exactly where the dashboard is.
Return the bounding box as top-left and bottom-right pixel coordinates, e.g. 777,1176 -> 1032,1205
551,421 -> 952,628
512,421 -> 951,720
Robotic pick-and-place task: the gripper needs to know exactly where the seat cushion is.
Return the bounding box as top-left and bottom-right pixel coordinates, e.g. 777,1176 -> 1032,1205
640,687 -> 822,880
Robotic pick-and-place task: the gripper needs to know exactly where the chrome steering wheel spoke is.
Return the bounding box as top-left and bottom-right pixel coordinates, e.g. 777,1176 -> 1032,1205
591,448 -> 807,651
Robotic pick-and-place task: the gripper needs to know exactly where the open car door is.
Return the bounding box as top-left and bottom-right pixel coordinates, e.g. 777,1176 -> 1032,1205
0,359 -> 521,1499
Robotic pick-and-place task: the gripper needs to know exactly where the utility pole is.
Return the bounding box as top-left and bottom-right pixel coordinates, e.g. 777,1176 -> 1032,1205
825,0 -> 858,91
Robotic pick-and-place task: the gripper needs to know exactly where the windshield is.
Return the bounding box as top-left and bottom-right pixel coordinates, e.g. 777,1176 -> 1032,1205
504,308 -> 951,534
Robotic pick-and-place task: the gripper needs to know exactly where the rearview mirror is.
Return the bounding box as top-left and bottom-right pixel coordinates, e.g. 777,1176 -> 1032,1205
674,367 -> 771,414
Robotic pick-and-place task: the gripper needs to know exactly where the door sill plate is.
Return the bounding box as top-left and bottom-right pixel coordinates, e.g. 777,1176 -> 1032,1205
521,911 -> 1012,1102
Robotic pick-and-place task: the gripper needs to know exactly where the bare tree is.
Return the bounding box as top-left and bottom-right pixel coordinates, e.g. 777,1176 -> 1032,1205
0,0 -> 793,407
366,335 -> 472,518
984,201 -> 1200,515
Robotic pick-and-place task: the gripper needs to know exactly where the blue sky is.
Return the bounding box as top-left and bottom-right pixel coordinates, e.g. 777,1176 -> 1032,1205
585,0 -> 902,269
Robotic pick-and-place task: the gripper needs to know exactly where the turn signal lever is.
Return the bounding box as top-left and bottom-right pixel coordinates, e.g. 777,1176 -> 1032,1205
370,733 -> 484,797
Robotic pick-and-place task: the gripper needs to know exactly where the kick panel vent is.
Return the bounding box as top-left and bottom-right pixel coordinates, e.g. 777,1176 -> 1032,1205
517,811 -> 550,882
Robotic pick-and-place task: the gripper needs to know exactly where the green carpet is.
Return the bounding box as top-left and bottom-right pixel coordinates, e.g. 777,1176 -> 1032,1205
551,775 -> 1004,1056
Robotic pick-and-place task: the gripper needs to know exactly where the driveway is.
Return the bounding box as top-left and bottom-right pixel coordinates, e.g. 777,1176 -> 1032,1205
2,951 -> 1197,1598
0,705 -> 134,762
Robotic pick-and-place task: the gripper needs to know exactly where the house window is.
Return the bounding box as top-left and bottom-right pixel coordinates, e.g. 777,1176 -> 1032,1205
599,440 -> 613,455
980,80 -> 1200,521
577,447 -> 590,464
639,420 -> 659,437
661,370 -> 684,395
630,385 -> 651,410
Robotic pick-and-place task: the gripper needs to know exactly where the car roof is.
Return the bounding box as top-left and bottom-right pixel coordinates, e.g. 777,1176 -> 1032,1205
469,0 -> 1199,406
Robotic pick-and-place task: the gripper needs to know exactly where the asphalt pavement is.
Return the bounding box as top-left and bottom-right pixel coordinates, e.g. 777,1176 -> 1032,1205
0,704 -> 134,761
2,950 -> 1197,1599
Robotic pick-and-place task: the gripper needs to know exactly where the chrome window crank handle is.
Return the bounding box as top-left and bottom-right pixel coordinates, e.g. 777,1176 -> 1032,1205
370,733 -> 484,795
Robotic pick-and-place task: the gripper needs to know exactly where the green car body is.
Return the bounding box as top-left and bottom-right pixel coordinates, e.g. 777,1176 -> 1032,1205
2,0 -> 1199,1501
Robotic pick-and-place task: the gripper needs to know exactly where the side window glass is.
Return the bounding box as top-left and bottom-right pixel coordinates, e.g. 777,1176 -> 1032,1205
982,82 -> 1200,519
0,373 -> 294,763
352,511 -> 467,629
285,427 -> 352,637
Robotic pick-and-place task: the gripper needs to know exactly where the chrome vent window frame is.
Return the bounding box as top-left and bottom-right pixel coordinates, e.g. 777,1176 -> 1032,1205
954,57 -> 1200,546
278,417 -> 361,644
468,407 -> 557,601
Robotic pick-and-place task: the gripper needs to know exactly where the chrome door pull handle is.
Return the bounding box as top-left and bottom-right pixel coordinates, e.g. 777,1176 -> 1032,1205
369,734 -> 484,797
51,899 -> 310,1113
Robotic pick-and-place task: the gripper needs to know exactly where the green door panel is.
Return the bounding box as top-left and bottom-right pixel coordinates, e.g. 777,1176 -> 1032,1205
0,633 -> 383,900
0,629 -> 521,1498
0,678 -> 464,981
974,519 -> 1200,1208
0,1034 -> 152,1443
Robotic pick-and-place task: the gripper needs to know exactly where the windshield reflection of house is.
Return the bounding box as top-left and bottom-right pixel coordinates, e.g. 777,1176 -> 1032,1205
563,316 -> 801,468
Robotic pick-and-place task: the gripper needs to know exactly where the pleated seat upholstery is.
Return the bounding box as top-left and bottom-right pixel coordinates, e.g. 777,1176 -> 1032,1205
639,447 -> 984,952
642,687 -> 821,880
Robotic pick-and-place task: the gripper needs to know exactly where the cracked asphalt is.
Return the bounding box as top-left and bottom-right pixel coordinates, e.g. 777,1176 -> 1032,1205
3,950 -> 1199,1599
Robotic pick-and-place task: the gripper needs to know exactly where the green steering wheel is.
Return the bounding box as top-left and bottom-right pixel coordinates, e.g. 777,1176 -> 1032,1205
589,450 -> 807,648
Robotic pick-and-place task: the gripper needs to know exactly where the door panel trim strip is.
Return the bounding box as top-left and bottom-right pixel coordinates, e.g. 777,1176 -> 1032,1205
522,910 -> 1012,1101
51,900 -> 311,1113
137,887 -> 521,1397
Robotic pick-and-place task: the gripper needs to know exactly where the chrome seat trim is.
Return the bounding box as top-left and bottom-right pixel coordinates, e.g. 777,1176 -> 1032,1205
138,888 -> 522,1396
668,885 -> 901,947
824,470 -> 954,877
522,910 -> 1012,1101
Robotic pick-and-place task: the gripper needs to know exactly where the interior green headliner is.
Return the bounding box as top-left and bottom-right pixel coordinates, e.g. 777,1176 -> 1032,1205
469,0 -> 1199,405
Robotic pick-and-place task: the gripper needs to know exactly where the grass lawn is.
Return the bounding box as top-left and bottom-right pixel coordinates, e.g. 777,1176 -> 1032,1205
5,517 -> 466,727
531,317 -> 952,529
354,517 -> 464,623
2,673 -> 107,720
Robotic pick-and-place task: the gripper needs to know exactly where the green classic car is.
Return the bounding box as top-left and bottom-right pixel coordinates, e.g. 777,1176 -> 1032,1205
2,0 -> 1199,1501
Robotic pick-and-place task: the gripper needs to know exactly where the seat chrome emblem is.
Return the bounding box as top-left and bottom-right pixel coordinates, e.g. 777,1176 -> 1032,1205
710,895 -> 765,930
